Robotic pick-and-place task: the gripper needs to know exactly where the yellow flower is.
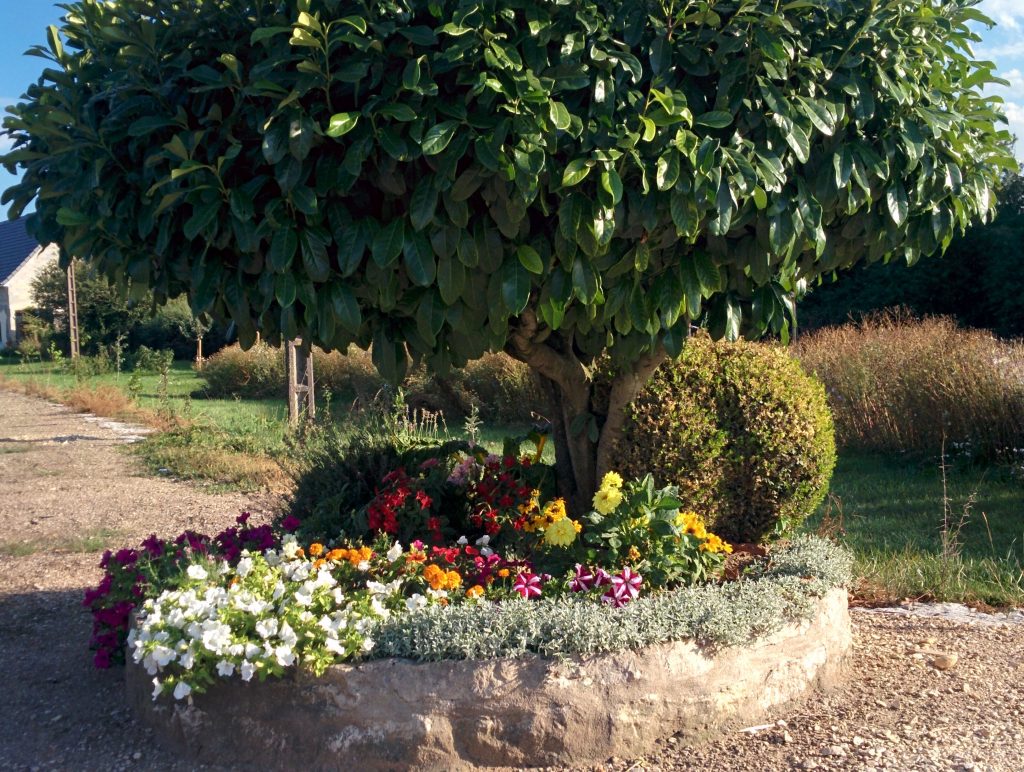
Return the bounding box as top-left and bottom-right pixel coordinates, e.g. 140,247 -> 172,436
675,510 -> 707,539
543,498 -> 567,522
600,471 -> 624,490
497,568 -> 510,579
466,585 -> 485,599
445,570 -> 462,589
592,486 -> 623,515
627,545 -> 641,561
543,517 -> 579,547
572,519 -> 582,533
700,534 -> 733,554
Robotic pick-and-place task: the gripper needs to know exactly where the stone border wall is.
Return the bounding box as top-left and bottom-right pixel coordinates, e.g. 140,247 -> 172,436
127,587 -> 850,769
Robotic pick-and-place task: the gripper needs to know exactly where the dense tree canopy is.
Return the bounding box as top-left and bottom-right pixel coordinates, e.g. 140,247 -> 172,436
1,0 -> 1016,499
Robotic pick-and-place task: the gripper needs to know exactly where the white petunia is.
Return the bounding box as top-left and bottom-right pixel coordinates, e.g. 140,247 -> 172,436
293,587 -> 313,607
240,660 -> 255,682
370,597 -> 389,619
278,622 -> 298,647
281,535 -> 300,559
173,681 -> 192,700
475,535 -> 490,547
457,535 -> 468,545
255,618 -> 279,639
186,565 -> 208,581
356,560 -> 370,571
236,556 -> 254,577
386,542 -> 403,562
405,594 -> 427,612
244,643 -> 261,659
275,645 -> 296,667
216,660 -> 235,677
365,580 -> 387,596
151,677 -> 162,700
179,650 -> 195,670
324,638 -> 347,655
361,637 -> 374,652
332,588 -> 346,605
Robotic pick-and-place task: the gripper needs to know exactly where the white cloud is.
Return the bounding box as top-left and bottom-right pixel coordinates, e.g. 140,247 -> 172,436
981,0 -> 1024,29
1003,100 -> 1024,160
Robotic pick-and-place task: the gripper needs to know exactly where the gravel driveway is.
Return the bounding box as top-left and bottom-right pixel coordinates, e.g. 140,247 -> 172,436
0,388 -> 1021,771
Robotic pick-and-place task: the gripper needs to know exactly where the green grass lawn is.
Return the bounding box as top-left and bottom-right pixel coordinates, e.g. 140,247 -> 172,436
3,358 -> 1022,605
802,452 -> 1024,607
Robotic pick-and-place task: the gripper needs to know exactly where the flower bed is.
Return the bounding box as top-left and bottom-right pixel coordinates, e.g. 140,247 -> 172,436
90,447 -> 851,766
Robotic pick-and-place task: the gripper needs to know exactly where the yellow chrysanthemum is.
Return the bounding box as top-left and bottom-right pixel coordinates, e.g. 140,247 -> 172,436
592,486 -> 623,515
600,471 -> 624,490
543,517 -> 579,547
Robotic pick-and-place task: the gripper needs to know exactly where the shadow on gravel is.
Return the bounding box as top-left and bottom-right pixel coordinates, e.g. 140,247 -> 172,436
0,588 -> 181,771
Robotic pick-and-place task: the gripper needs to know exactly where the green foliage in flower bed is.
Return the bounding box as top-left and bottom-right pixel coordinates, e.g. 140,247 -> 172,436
370,537 -> 850,661
610,334 -> 836,544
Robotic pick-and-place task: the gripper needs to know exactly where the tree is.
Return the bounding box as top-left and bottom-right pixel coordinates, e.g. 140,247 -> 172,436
2,0 -> 1015,504
30,259 -> 148,357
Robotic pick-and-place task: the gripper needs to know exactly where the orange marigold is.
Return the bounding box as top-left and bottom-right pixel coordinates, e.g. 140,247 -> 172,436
308,543 -> 324,558
445,570 -> 462,589
423,564 -> 447,590
466,585 -> 485,599
326,548 -> 346,562
497,568 -> 510,579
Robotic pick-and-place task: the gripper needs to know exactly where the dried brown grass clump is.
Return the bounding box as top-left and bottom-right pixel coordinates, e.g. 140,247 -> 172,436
0,375 -> 174,431
794,311 -> 1024,459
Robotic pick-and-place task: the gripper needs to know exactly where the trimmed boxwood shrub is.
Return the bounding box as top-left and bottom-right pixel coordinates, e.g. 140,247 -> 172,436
609,334 -> 836,545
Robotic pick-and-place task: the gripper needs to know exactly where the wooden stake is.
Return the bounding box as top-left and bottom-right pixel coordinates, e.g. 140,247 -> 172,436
286,340 -> 315,427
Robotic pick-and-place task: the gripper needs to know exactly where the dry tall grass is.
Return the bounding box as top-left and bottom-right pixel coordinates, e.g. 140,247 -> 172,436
794,312 -> 1024,459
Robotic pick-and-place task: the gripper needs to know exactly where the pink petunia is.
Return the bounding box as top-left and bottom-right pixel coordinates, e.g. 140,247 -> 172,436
512,571 -> 543,599
602,567 -> 643,607
569,564 -> 596,592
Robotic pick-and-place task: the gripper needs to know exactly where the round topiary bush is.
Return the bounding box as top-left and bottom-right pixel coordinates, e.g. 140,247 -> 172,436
609,334 -> 836,545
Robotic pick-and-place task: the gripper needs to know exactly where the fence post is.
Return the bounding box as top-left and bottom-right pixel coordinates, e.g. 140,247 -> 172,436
286,340 -> 315,427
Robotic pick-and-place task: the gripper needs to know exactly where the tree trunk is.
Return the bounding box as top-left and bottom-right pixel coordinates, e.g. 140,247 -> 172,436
507,311 -> 667,513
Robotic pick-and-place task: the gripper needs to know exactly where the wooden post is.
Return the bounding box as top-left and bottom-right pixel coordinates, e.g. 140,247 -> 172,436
286,340 -> 315,427
66,262 -> 80,359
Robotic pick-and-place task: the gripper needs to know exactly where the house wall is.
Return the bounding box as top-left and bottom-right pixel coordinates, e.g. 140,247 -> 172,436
1,243 -> 59,344
0,285 -> 9,347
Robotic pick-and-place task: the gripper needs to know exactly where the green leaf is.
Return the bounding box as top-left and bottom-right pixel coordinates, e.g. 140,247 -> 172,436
269,227 -> 298,272
600,169 -> 623,205
694,111 -> 733,129
371,220 -> 405,267
402,57 -> 422,90
409,179 -> 437,231
403,232 -> 436,286
437,254 -> 466,304
300,229 -> 330,281
785,123 -> 811,164
501,259 -> 532,314
421,121 -> 459,155
330,283 -> 361,332
562,159 -> 592,187
694,252 -> 721,298
516,245 -> 544,274
549,101 -> 571,130
326,112 -> 359,138
886,182 -> 909,226
275,273 -> 297,308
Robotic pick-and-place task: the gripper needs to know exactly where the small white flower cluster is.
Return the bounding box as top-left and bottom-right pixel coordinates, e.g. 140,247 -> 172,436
128,536 -> 408,701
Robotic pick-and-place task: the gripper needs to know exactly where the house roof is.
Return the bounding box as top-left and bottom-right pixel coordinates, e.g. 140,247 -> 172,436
0,216 -> 43,285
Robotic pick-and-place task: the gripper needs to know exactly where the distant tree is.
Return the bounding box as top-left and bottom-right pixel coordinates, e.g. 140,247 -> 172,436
30,260 -> 148,356
2,0 -> 1016,502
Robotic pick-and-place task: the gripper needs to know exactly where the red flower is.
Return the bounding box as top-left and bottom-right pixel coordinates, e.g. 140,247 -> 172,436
280,515 -> 302,533
415,490 -> 433,510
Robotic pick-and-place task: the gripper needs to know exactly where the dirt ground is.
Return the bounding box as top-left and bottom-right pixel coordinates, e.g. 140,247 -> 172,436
0,388 -> 1022,772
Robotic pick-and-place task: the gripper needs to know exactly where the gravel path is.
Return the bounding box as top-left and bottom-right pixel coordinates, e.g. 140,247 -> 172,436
0,388 -> 1022,771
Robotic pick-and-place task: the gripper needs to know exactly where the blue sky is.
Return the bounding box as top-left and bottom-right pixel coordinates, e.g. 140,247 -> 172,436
1,0 -> 1022,218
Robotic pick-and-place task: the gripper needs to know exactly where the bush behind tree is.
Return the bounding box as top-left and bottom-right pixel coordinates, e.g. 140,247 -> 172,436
609,334 -> 836,544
